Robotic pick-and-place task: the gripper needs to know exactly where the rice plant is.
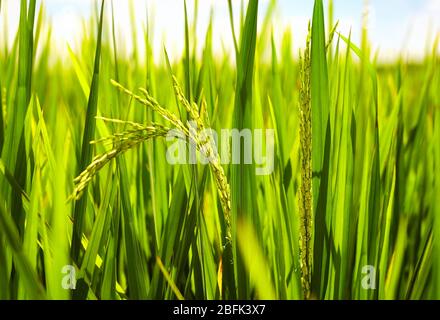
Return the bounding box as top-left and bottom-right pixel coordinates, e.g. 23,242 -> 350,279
0,0 -> 439,301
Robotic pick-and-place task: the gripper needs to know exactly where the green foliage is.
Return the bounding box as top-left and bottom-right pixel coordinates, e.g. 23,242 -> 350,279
0,0 -> 438,300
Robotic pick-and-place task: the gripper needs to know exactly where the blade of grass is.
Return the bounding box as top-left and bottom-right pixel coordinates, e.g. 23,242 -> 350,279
119,154 -> 150,299
310,0 -> 331,298
0,73 -> 3,153
18,98 -> 41,299
237,218 -> 276,299
0,195 -> 45,299
229,0 -> 259,300
434,102 -> 440,298
47,103 -> 71,300
71,0 -> 105,263
156,256 -> 185,300
0,159 -> 30,204
407,230 -> 432,299
0,0 -> 36,237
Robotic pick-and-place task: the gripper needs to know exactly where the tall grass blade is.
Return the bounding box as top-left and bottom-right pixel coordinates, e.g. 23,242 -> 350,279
71,0 -> 105,263
310,0 -> 331,298
0,0 -> 36,235
229,0 -> 259,300
0,194 -> 45,299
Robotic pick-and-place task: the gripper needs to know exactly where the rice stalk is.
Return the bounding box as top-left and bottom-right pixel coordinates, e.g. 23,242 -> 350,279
70,122 -> 170,201
73,78 -> 232,246
298,23 -> 313,299
111,79 -> 188,135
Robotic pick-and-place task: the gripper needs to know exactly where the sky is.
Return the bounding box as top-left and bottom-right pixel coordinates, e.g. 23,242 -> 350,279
1,0 -> 439,62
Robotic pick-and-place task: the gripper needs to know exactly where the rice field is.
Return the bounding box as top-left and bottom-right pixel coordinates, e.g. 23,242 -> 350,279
0,0 -> 439,300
